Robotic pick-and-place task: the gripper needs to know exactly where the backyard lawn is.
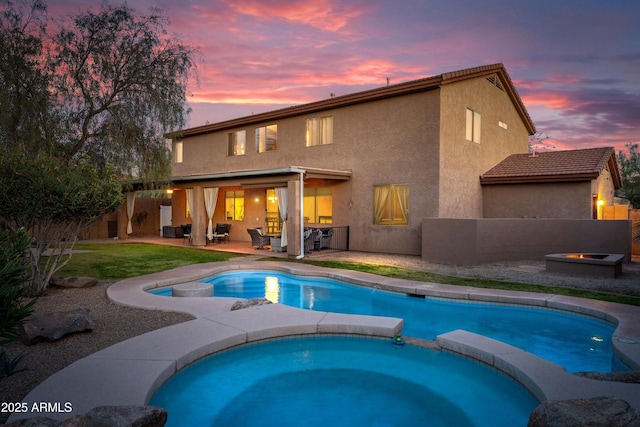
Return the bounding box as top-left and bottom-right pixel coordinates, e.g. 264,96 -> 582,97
56,243 -> 240,280
56,242 -> 640,306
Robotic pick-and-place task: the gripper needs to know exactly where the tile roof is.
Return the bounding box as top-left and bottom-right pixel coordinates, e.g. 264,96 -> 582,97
169,63 -> 535,138
480,147 -> 621,188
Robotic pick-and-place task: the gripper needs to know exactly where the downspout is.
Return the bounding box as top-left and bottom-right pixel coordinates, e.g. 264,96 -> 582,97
296,169 -> 305,259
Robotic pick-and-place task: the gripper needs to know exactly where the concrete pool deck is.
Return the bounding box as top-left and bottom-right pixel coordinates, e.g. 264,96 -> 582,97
9,259 -> 640,422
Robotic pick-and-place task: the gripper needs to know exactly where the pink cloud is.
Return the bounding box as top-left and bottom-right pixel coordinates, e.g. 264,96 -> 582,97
223,0 -> 367,32
521,93 -> 573,110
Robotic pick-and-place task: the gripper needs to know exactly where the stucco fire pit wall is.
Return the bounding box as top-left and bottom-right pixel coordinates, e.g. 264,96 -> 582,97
544,253 -> 624,278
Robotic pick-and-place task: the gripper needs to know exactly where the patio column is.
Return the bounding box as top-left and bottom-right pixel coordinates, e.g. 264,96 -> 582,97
190,186 -> 207,246
287,178 -> 302,257
117,199 -> 128,240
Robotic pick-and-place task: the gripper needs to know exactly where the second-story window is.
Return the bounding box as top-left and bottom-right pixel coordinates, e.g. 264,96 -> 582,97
306,116 -> 333,147
173,141 -> 183,163
465,108 -> 481,143
228,130 -> 246,156
256,125 -> 277,153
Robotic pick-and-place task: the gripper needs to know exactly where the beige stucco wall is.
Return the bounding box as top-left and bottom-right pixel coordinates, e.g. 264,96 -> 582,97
482,165 -> 618,220
482,182 -> 593,219
171,90 -> 442,255
422,218 -> 632,265
169,75 -> 532,256
438,76 -> 530,218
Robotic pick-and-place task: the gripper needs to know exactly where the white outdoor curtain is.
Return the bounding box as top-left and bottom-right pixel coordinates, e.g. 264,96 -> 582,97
395,185 -> 409,224
204,187 -> 219,241
185,188 -> 194,219
126,192 -> 136,234
373,186 -> 390,224
275,187 -> 288,247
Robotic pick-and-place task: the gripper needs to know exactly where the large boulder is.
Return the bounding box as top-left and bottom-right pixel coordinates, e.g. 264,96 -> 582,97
528,397 -> 640,427
20,309 -> 95,345
4,406 -> 167,427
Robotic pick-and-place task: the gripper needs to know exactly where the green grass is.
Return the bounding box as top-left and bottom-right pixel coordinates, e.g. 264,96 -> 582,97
264,258 -> 640,307
56,243 -> 240,281
56,243 -> 640,307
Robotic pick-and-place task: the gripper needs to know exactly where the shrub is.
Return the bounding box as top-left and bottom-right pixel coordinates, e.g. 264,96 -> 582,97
0,227 -> 36,377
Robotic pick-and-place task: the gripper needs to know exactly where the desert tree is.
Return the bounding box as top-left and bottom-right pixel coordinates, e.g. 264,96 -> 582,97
0,0 -> 198,292
616,143 -> 640,209
50,1 -> 198,184
0,0 -> 59,157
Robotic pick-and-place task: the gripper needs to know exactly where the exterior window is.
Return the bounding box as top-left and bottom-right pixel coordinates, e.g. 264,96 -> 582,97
265,189 -> 281,234
373,184 -> 409,225
306,116 -> 333,147
465,108 -> 481,143
256,125 -> 277,153
174,141 -> 183,163
303,187 -> 332,224
225,190 -> 244,221
227,130 -> 246,156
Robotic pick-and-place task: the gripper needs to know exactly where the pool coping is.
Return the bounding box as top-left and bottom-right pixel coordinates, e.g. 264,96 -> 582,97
9,259 -> 640,422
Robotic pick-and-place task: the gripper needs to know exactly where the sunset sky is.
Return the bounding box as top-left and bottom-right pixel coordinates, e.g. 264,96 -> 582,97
49,0 -> 640,153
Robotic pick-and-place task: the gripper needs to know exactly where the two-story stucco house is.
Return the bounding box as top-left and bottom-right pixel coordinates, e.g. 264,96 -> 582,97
165,63 -> 536,257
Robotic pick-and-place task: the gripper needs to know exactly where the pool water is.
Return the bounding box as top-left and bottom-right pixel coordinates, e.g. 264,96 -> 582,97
151,270 -> 625,373
150,336 -> 539,427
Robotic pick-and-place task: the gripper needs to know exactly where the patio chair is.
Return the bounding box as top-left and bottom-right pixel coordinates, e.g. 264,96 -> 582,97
181,224 -> 192,244
247,228 -> 271,249
213,223 -> 231,243
304,229 -> 319,254
314,228 -> 333,250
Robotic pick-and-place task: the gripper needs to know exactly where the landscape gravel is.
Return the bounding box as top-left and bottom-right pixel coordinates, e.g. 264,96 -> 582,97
0,282 -> 193,423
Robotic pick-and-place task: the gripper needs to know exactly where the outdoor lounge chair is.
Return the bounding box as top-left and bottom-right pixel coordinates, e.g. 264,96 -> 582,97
247,228 -> 271,249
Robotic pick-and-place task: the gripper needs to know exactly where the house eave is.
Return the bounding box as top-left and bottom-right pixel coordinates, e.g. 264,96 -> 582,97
480,172 -> 600,185
170,166 -> 352,186
166,63 -> 536,139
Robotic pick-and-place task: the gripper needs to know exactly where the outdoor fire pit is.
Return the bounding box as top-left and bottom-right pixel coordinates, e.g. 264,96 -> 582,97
544,253 -> 624,278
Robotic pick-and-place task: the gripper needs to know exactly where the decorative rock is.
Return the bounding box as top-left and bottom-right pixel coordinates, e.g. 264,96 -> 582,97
231,298 -> 272,310
576,371 -> 640,384
3,406 -> 167,427
77,405 -> 167,427
528,397 -> 640,427
49,276 -> 98,288
20,309 -> 95,345
171,282 -> 214,297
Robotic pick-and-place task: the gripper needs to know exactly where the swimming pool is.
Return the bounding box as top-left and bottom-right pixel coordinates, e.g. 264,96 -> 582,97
150,270 -> 626,373
150,335 -> 539,427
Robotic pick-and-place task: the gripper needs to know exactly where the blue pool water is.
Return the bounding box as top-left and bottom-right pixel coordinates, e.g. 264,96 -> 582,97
150,336 -> 539,427
150,270 -> 626,373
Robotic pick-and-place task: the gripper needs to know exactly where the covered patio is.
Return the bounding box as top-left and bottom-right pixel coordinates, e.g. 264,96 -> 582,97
165,166 -> 351,258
